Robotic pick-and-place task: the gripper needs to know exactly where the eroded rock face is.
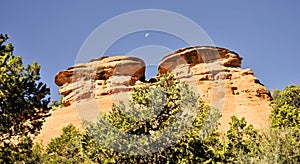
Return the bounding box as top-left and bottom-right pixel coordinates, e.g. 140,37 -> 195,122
54,46 -> 271,130
158,46 -> 271,130
55,56 -> 145,106
158,46 -> 271,102
159,46 -> 242,73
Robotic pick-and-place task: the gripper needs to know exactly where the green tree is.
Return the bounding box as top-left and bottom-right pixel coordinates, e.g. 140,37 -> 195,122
264,84 -> 300,163
223,116 -> 261,163
0,34 -> 50,163
222,116 -> 300,163
85,73 -> 223,163
271,85 -> 300,128
271,104 -> 299,128
257,127 -> 300,164
42,124 -> 89,164
271,85 -> 300,108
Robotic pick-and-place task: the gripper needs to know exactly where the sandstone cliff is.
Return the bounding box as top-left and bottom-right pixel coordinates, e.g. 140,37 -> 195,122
55,56 -> 146,106
36,46 -> 272,145
158,46 -> 271,131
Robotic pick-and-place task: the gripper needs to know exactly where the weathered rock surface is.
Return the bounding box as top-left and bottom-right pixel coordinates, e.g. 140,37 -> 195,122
36,46 -> 272,145
158,46 -> 271,130
55,56 -> 146,106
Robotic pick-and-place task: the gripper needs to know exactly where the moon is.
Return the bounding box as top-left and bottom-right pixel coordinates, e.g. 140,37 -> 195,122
144,33 -> 150,37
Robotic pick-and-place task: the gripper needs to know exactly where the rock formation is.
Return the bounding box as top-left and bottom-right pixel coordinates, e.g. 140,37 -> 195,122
55,56 -> 146,106
158,46 -> 271,130
36,46 -> 272,145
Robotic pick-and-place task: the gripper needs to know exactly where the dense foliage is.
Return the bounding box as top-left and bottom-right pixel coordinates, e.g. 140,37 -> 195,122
38,73 -> 223,163
42,124 -> 88,163
271,85 -> 300,128
223,116 -> 261,163
0,34 -> 51,163
39,81 -> 299,163
83,73 -> 223,163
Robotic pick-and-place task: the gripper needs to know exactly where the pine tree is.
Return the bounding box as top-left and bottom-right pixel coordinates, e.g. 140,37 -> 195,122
0,34 -> 50,163
84,73 -> 223,163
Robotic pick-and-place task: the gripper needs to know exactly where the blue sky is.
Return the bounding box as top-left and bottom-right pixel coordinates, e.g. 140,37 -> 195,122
1,1 -> 299,100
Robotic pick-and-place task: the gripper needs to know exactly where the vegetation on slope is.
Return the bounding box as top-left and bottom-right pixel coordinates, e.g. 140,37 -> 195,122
34,77 -> 300,163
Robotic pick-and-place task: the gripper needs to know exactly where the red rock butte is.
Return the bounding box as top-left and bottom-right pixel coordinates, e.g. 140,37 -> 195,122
35,46 -> 272,145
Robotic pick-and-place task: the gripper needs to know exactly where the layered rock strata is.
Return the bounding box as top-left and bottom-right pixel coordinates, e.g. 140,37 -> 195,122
158,46 -> 271,130
54,46 -> 272,131
55,56 -> 146,106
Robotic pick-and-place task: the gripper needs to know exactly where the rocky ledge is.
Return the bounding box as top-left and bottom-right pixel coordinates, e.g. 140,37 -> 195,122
55,56 -> 146,106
